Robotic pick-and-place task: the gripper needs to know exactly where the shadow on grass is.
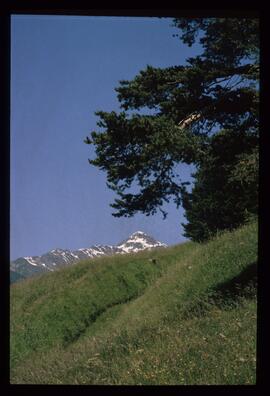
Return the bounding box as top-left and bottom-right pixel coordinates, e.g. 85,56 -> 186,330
213,261 -> 257,303
183,261 -> 257,318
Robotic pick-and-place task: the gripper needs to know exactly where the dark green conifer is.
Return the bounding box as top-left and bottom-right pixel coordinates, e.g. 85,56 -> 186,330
86,18 -> 259,241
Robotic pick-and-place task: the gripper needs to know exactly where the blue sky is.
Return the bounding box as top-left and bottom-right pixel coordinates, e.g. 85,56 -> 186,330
11,15 -> 201,260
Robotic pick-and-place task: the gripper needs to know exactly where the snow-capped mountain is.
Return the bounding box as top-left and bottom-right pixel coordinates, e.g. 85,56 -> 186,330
117,231 -> 165,253
10,231 -> 166,282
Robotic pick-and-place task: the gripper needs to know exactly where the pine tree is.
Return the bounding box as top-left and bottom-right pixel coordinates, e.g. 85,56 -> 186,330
86,17 -> 259,241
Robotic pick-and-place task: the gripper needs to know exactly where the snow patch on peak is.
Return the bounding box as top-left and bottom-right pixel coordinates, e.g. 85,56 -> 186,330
24,257 -> 38,266
129,231 -> 150,239
117,231 -> 167,253
51,248 -> 65,254
131,230 -> 147,236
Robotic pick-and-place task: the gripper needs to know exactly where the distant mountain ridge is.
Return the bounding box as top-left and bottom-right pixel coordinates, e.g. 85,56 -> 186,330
10,231 -> 166,283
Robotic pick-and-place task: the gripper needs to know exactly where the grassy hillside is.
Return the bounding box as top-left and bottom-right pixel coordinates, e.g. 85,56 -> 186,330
10,221 -> 257,385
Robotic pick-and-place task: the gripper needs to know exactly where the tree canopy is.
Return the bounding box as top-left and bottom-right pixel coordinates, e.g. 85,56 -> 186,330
86,17 -> 259,241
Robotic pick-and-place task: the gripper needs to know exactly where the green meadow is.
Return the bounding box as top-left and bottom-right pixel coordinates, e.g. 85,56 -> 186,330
10,220 -> 257,385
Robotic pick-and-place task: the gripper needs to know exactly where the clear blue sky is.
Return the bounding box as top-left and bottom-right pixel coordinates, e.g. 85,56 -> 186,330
11,15 -> 201,260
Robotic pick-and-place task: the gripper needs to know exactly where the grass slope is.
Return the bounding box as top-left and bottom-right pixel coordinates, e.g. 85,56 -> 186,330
10,221 -> 257,385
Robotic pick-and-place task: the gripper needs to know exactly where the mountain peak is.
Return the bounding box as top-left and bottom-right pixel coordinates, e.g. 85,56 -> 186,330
129,230 -> 148,238
117,231 -> 166,253
131,230 -> 147,235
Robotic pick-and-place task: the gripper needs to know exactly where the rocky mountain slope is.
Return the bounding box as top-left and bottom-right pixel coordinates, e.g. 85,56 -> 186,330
10,231 -> 166,282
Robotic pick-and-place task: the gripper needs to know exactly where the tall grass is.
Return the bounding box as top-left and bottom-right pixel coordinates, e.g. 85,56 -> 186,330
10,221 -> 257,384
